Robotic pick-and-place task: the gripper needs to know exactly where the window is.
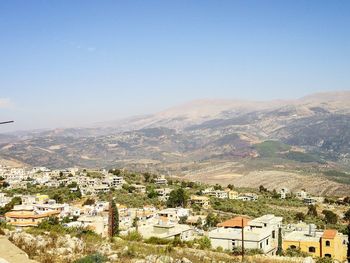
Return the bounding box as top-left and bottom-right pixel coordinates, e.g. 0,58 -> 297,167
308,247 -> 316,253
290,245 -> 297,250
272,230 -> 275,239
232,240 -> 236,247
260,242 -> 263,249
325,254 -> 331,258
325,241 -> 330,246
266,239 -> 269,245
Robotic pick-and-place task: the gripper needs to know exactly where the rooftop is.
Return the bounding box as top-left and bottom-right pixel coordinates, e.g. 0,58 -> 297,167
322,229 -> 337,239
217,216 -> 250,228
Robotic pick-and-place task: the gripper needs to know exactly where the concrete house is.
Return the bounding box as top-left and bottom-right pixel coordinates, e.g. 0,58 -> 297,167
189,195 -> 210,208
209,214 -> 282,255
283,225 -> 348,262
5,205 -> 60,229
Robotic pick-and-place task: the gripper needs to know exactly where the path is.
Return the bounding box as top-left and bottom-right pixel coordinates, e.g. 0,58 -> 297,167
0,236 -> 37,263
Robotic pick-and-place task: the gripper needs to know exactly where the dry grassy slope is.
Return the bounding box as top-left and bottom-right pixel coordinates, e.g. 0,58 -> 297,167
183,168 -> 350,196
0,158 -> 26,168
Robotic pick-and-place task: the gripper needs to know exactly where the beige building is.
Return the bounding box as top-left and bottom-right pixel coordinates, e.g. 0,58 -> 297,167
189,195 -> 210,208
5,205 -> 60,229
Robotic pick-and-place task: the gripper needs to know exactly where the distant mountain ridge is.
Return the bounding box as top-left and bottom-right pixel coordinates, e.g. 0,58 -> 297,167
1,91 -> 350,195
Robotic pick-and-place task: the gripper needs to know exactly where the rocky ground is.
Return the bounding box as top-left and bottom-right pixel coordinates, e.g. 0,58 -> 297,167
1,230 -> 314,263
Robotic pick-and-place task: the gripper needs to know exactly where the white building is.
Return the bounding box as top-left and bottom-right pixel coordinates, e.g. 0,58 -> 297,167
209,214 -> 282,255
138,222 -> 195,241
154,176 -> 168,185
279,187 -> 289,199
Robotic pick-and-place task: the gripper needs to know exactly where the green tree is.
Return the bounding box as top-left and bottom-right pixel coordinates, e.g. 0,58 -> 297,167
109,169 -> 121,176
143,172 -> 151,182
205,212 -> 219,228
76,186 -> 82,198
344,208 -> 350,222
307,205 -> 318,217
259,185 -> 267,193
0,196 -> 22,215
179,216 -> 188,224
83,198 -> 95,206
213,184 -> 222,190
276,227 -> 283,256
52,193 -> 63,203
322,210 -> 338,224
295,212 -> 305,221
147,186 -> 158,199
195,217 -> 203,228
227,184 -> 235,190
109,199 -> 119,236
271,189 -> 279,198
167,188 -> 188,208
1,181 -> 9,188
197,236 -> 211,250
132,217 -> 139,232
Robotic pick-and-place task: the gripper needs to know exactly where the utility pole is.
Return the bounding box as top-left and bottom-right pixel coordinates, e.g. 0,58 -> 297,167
241,217 -> 245,262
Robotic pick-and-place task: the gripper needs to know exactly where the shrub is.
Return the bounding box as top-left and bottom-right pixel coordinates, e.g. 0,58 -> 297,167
285,247 -> 310,257
315,257 -> 334,263
74,253 -> 107,263
145,236 -> 172,245
83,198 -> 95,206
121,230 -> 142,241
197,236 -> 211,250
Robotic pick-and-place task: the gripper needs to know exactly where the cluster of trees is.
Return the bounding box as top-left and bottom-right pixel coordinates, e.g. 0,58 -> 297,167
167,188 -> 188,208
0,196 -> 21,215
294,205 -> 350,231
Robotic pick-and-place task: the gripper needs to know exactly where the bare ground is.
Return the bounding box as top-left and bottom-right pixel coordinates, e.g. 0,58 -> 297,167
184,169 -> 350,196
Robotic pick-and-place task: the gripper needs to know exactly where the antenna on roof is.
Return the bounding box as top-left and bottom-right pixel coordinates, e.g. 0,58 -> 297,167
0,121 -> 14,125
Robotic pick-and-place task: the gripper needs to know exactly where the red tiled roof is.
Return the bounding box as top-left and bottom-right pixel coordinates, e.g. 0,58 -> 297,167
217,216 -> 250,228
322,229 -> 337,239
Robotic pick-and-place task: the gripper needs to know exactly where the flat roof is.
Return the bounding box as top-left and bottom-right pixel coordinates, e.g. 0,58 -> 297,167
284,230 -> 323,242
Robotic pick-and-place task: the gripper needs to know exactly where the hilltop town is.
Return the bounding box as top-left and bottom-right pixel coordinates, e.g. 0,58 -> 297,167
0,165 -> 349,263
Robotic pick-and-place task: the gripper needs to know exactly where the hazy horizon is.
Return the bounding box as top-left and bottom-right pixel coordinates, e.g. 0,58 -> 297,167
1,1 -> 350,132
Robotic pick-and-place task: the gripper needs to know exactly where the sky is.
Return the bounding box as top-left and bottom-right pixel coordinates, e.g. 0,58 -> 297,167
1,0 -> 350,132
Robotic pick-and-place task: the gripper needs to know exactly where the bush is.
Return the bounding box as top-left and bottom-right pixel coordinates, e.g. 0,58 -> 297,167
121,230 -> 143,241
197,236 -> 211,250
315,257 -> 334,263
145,236 -> 172,245
74,253 -> 107,263
285,247 -> 310,257
83,198 -> 95,206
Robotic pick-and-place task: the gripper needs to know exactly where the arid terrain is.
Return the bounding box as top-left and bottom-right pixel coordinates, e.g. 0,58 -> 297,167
1,91 -> 350,195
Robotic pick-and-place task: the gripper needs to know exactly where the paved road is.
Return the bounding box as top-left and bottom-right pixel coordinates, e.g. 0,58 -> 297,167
0,236 -> 37,263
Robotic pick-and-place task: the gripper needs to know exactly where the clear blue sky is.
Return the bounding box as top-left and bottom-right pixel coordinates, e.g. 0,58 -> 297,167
1,0 -> 350,131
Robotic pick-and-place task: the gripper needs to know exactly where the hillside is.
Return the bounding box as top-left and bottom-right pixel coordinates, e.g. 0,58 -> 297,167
1,91 -> 350,195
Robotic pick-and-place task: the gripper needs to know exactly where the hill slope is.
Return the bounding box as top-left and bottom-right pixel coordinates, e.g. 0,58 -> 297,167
1,91 -> 350,195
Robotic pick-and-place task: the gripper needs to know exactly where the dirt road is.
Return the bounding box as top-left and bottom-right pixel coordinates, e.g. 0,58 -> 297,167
0,236 -> 37,263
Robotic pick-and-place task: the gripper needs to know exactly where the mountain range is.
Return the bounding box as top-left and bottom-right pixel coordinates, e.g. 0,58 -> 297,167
1,91 -> 350,195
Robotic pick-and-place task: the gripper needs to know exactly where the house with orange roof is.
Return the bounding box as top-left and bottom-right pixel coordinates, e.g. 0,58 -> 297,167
209,214 -> 282,255
217,216 -> 250,229
5,205 -> 60,229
